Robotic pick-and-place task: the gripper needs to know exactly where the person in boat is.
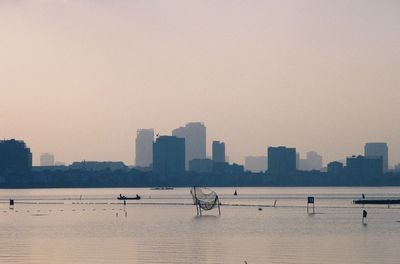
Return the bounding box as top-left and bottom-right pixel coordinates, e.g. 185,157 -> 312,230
234,190 -> 237,196
119,194 -> 126,199
136,194 -> 140,199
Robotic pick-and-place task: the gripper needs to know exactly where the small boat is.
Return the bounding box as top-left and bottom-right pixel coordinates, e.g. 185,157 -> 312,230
117,194 -> 141,200
150,187 -> 174,190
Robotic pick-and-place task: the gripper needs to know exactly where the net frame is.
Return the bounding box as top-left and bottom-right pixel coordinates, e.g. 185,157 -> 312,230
190,187 -> 220,211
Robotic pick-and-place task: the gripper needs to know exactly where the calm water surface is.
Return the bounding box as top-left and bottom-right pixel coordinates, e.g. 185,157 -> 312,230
1,187 -> 400,264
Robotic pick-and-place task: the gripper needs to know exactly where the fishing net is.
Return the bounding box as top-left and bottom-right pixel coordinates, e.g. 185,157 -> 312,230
190,187 -> 220,211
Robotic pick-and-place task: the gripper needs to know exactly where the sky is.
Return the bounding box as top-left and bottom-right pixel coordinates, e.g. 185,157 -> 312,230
0,0 -> 399,166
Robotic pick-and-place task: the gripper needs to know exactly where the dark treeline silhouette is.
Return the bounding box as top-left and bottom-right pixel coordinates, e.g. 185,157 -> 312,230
1,168 -> 400,188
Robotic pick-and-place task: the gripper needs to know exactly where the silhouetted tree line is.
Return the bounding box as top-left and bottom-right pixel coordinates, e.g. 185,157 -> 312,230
1,168 -> 400,188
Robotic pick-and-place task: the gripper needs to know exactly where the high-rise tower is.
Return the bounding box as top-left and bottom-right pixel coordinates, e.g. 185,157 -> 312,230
364,142 -> 388,173
135,129 -> 154,167
172,122 -> 206,169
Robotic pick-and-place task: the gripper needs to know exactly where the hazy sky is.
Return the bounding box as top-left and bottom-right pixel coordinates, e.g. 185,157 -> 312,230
1,0 -> 399,166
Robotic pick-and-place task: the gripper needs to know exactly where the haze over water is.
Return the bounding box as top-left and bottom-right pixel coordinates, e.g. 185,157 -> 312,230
2,187 -> 400,264
1,1 -> 400,263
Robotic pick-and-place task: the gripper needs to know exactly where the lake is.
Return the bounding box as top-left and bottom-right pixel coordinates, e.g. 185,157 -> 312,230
1,187 -> 400,264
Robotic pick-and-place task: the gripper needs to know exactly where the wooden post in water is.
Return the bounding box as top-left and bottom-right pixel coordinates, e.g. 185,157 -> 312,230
362,210 -> 367,224
193,187 -> 201,216
217,196 -> 221,216
307,196 -> 315,214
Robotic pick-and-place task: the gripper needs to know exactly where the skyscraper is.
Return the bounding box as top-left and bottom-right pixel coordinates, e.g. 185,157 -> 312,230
364,142 -> 388,173
172,122 -> 206,169
135,129 -> 154,167
267,146 -> 296,176
153,136 -> 185,175
0,139 -> 32,172
212,141 -> 225,163
297,151 -> 323,171
306,151 -> 322,170
40,153 -> 55,166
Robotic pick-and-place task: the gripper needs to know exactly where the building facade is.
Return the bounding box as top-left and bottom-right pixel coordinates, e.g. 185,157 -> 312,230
135,129 -> 154,168
153,136 -> 185,175
40,153 -> 55,166
0,139 -> 32,172
172,122 -> 206,169
346,155 -> 383,179
267,146 -> 296,176
189,158 -> 213,173
364,142 -> 388,173
298,151 -> 323,171
327,161 -> 344,174
69,161 -> 127,171
212,141 -> 225,163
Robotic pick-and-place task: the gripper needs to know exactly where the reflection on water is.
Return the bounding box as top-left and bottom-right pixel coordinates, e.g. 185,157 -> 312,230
1,187 -> 400,263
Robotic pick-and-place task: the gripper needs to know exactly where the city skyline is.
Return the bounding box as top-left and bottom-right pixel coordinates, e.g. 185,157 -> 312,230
1,0 -> 399,166
3,128 -> 399,169
2,135 -> 398,189
135,129 -> 154,167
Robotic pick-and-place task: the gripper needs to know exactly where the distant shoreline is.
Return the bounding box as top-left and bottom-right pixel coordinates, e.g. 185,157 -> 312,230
2,184 -> 400,190
1,168 -> 400,189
